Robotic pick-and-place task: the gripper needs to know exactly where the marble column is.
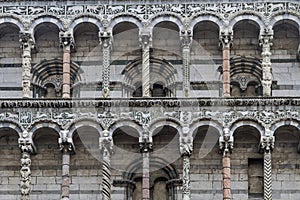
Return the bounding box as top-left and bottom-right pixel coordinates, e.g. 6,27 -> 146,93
18,131 -> 35,200
58,130 -> 75,200
259,29 -> 273,96
100,130 -> 114,200
19,32 -> 34,98
219,129 -> 233,200
59,31 -> 74,98
139,129 -> 153,200
260,135 -> 274,200
99,31 -> 113,98
219,30 -> 233,97
139,32 -> 152,97
180,30 -> 192,97
179,133 -> 193,200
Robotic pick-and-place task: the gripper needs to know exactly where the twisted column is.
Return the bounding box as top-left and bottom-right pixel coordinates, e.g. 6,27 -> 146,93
100,130 -> 114,200
180,30 -> 192,97
59,31 -> 74,98
219,129 -> 233,200
139,32 -> 152,97
259,29 -> 273,96
18,131 -> 35,200
20,32 -> 34,98
99,31 -> 113,98
179,129 -> 193,200
58,130 -> 75,200
219,30 -> 233,97
139,128 -> 152,200
260,135 -> 274,200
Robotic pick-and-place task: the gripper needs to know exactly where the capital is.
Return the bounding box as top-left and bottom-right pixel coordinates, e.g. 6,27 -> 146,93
219,128 -> 233,155
99,31 -> 113,48
58,130 -> 75,153
99,131 -> 114,154
180,30 -> 192,48
259,28 -> 273,47
19,31 -> 35,50
219,29 -> 233,48
139,127 -> 152,152
179,136 -> 193,156
139,32 -> 152,49
260,136 -> 274,153
59,30 -> 74,49
18,134 -> 35,154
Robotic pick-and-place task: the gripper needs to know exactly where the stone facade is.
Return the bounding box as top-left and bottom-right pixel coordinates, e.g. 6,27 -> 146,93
0,0 -> 300,200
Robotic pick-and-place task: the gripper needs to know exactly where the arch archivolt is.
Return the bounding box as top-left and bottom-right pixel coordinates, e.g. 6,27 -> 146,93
148,118 -> 183,137
67,118 -> 103,138
109,14 -> 143,31
269,13 -> 300,29
109,119 -> 143,137
190,14 -> 224,31
0,121 -> 23,138
69,15 -> 103,31
189,119 -> 223,137
28,120 -> 62,139
228,14 -> 265,33
229,119 -> 265,138
148,14 -> 185,32
0,16 -> 24,31
270,119 -> 300,136
29,15 -> 64,34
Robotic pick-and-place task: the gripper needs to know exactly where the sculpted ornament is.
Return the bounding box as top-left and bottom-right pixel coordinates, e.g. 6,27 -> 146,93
180,136 -> 193,156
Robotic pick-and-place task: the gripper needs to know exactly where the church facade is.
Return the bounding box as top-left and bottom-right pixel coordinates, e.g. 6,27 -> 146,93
0,1 -> 300,200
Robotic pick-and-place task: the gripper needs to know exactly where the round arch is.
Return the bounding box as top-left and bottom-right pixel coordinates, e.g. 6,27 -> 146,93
269,13 -> 300,29
190,119 -> 223,137
149,118 -> 183,137
109,119 -> 142,137
109,15 -> 143,31
230,119 -> 264,137
229,14 -> 265,34
0,16 -> 24,32
67,119 -> 103,138
28,121 -> 61,139
69,16 -> 102,31
271,119 -> 300,136
190,15 -> 223,31
148,15 -> 185,32
0,121 -> 23,138
29,16 -> 64,34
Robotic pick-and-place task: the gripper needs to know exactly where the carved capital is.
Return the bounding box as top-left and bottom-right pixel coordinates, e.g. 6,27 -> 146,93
59,31 -> 74,49
219,128 -> 233,155
180,30 -> 192,48
19,31 -> 34,50
179,136 -> 193,156
99,31 -> 113,48
58,130 -> 75,153
18,132 -> 35,154
99,130 -> 114,154
260,136 -> 275,153
139,127 -> 153,152
219,29 -> 233,48
259,28 -> 273,48
139,32 -> 152,49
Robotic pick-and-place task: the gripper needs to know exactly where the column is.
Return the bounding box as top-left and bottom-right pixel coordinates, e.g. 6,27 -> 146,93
59,31 -> 74,98
219,30 -> 233,97
20,32 -> 34,98
99,31 -> 113,98
99,130 -> 114,200
259,29 -> 273,96
139,32 -> 152,97
180,30 -> 192,97
260,135 -> 274,200
18,131 -> 35,200
219,128 -> 233,200
58,130 -> 75,200
139,129 -> 153,200
179,132 -> 193,200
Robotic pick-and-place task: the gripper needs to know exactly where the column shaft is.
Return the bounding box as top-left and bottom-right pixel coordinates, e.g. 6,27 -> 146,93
62,46 -> 71,98
142,152 -> 150,200
182,155 -> 191,200
222,154 -> 231,200
222,47 -> 230,97
264,151 -> 272,200
61,148 -> 70,200
102,150 -> 111,200
20,151 -> 32,200
180,33 -> 192,97
142,42 -> 150,97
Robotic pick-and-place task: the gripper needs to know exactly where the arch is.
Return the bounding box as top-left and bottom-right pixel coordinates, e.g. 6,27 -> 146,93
230,120 -> 264,137
148,15 -> 185,32
229,14 -> 264,34
190,119 -> 223,137
0,121 -> 23,138
190,15 -> 223,31
0,16 -> 24,32
68,119 -> 103,138
271,119 -> 300,136
109,119 -> 143,137
269,13 -> 300,29
29,121 -> 61,139
149,118 -> 182,137
109,15 -> 143,31
29,16 -> 64,34
69,16 -> 102,31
